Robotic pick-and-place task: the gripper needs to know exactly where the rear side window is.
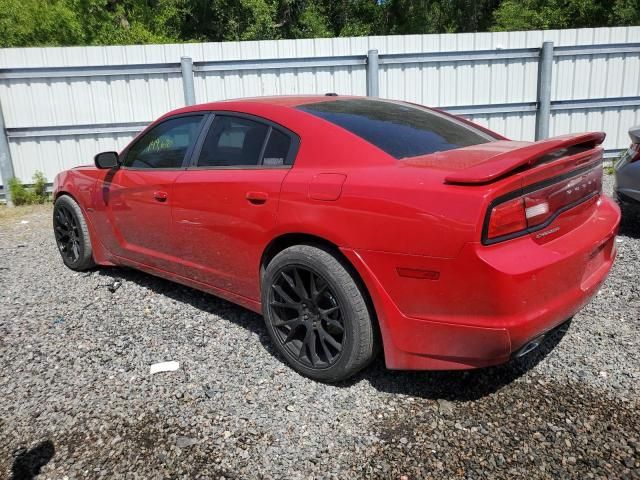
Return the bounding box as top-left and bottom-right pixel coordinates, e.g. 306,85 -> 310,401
263,129 -> 292,166
297,99 -> 495,159
197,116 -> 269,167
124,115 -> 204,168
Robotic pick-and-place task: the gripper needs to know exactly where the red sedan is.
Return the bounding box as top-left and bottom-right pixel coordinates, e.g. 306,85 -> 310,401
52,96 -> 620,382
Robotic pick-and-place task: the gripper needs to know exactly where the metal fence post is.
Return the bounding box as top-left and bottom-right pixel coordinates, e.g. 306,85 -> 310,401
535,41 -> 554,141
0,100 -> 15,206
181,56 -> 196,106
366,49 -> 379,97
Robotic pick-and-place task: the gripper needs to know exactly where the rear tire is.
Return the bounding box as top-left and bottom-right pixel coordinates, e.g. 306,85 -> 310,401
53,195 -> 95,271
261,244 -> 376,382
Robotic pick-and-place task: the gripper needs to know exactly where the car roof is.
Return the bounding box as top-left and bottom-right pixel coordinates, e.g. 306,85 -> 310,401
161,96 -> 501,137
221,95 -> 352,107
164,95 -> 357,116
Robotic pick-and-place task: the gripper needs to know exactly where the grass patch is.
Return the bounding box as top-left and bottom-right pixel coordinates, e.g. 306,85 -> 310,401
0,203 -> 51,225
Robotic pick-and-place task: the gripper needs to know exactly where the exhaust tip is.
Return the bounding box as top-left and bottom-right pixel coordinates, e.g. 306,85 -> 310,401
513,334 -> 546,358
512,318 -> 574,360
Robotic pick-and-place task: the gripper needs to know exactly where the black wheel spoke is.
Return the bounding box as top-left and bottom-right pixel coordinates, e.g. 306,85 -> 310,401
269,264 -> 345,370
280,271 -> 298,296
283,324 -> 300,344
270,300 -> 298,310
292,268 -> 308,299
272,315 -> 303,328
313,279 -> 328,302
325,318 -> 344,333
318,326 -> 342,353
320,306 -> 339,317
309,273 -> 318,300
299,329 -> 311,360
55,210 -> 67,227
319,332 -> 334,363
62,208 -> 73,227
307,332 -> 321,367
272,284 -> 298,306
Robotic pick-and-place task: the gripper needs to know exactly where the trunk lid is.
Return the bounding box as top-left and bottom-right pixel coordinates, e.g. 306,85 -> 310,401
402,132 -> 604,185
405,132 -> 606,244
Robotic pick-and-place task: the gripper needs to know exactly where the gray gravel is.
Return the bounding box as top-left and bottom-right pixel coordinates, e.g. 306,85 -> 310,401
1,173 -> 638,479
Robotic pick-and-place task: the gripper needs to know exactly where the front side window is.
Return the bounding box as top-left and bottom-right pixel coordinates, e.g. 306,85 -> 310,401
123,115 -> 204,169
297,99 -> 496,159
197,116 -> 270,167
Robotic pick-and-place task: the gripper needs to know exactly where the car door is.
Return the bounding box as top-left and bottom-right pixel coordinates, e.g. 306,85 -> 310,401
171,113 -> 299,299
97,114 -> 206,270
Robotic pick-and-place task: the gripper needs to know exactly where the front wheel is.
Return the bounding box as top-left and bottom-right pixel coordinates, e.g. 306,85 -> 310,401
53,195 -> 96,271
261,244 -> 376,382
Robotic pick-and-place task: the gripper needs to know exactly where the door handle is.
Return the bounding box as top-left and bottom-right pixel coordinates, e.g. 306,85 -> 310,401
153,191 -> 168,202
246,191 -> 268,205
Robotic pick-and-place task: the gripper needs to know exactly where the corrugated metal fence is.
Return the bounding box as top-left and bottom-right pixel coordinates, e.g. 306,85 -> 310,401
0,26 -> 639,194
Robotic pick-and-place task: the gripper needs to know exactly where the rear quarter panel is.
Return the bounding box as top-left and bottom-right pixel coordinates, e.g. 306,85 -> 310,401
279,164 -> 490,258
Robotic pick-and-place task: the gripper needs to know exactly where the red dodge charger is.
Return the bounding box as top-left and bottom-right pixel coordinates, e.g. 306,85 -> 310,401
52,96 -> 620,382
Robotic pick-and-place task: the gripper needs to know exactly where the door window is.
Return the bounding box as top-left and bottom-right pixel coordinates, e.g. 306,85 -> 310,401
123,115 -> 204,169
197,116 -> 271,167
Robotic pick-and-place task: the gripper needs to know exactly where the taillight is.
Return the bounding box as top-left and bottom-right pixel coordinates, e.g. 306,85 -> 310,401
487,197 -> 526,239
484,165 -> 602,244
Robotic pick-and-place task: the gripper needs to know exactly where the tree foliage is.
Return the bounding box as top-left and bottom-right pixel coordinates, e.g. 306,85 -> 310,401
491,0 -> 638,31
0,0 -> 638,48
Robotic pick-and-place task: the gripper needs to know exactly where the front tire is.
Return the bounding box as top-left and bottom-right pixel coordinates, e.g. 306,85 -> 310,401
53,195 -> 95,271
261,244 -> 376,382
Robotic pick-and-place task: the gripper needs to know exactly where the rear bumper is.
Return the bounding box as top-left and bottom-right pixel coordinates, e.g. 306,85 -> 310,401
342,196 -> 620,370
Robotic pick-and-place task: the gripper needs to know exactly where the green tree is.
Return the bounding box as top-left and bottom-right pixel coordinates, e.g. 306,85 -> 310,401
0,0 -> 83,47
287,2 -> 333,38
0,0 -> 638,47
492,0 -> 610,31
323,0 -> 385,37
74,0 -> 187,44
386,0 -> 500,34
612,0 -> 640,25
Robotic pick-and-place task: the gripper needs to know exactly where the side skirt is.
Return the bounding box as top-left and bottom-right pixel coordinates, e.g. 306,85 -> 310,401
113,254 -> 263,314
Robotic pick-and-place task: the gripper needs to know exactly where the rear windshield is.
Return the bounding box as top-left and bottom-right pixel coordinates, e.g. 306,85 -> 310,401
297,99 -> 495,159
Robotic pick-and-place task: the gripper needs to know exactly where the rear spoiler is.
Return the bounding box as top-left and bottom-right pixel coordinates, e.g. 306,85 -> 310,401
445,132 -> 605,185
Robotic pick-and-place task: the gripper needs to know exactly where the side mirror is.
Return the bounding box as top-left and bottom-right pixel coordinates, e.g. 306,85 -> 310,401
94,151 -> 119,169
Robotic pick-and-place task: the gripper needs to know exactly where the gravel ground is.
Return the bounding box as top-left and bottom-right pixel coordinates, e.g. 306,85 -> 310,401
0,174 -> 638,479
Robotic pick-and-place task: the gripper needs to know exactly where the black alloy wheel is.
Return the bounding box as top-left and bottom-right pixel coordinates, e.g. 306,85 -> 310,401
54,203 -> 82,264
53,195 -> 95,271
269,265 -> 345,369
261,244 -> 376,382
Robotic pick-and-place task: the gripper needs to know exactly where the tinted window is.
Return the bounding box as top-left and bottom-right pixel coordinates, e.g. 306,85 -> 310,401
297,99 -> 495,159
124,115 -> 203,168
263,129 -> 292,166
198,116 -> 269,167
